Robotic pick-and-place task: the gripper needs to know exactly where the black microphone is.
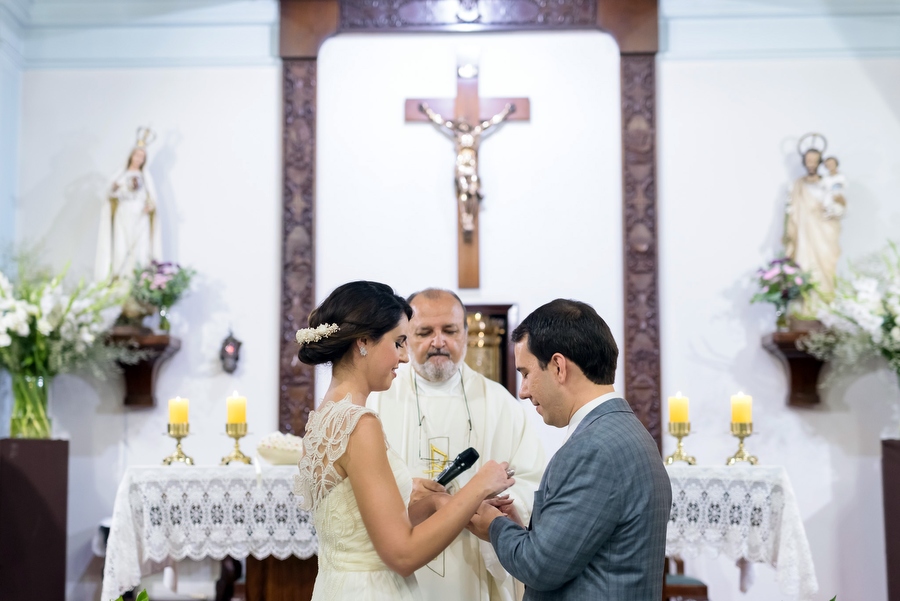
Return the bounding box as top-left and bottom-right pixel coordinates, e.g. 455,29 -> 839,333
434,447 -> 480,486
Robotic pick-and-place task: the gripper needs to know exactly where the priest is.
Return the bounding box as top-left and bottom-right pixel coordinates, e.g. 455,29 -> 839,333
368,288 -> 545,601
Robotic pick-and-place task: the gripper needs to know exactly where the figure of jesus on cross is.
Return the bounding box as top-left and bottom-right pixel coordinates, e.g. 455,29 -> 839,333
407,60 -> 530,288
418,101 -> 516,240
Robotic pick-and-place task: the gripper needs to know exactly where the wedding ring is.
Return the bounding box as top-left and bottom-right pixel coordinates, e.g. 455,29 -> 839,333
505,468 -> 515,478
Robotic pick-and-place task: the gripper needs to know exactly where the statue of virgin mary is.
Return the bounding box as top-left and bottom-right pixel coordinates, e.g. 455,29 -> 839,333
94,128 -> 163,282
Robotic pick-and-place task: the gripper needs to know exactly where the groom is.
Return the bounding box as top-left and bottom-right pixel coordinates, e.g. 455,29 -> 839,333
468,299 -> 671,600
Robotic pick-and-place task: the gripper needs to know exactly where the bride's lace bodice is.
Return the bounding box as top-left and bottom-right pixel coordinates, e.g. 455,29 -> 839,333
294,396 -> 378,512
293,396 -> 414,579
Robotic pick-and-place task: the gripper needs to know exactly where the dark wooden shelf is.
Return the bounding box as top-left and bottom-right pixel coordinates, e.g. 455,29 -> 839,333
762,330 -> 825,408
107,326 -> 181,407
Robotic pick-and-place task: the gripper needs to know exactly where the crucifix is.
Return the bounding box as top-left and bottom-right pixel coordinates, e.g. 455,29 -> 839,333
406,59 -> 530,289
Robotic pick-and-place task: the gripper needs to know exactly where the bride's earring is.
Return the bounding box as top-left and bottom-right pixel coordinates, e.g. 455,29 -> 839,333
359,346 -> 367,357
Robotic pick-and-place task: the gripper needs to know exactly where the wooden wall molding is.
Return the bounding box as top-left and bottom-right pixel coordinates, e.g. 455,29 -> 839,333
339,0 -> 597,31
279,59 -> 318,435
279,0 -> 662,448
621,53 -> 661,444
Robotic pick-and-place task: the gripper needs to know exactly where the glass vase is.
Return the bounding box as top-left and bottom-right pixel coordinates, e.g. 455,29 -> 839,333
158,306 -> 171,333
775,303 -> 790,332
9,372 -> 52,439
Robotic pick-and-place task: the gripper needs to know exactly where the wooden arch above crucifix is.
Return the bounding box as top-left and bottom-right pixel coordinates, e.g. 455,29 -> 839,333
278,0 -> 663,449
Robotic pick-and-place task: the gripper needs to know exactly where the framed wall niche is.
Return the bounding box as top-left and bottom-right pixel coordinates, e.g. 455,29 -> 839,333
464,304 -> 516,396
278,0 -> 663,449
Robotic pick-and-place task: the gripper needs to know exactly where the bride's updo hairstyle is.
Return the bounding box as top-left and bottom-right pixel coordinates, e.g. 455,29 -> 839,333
297,281 -> 412,367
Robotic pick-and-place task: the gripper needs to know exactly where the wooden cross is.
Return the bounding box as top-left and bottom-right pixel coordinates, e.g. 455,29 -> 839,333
406,61 -> 530,289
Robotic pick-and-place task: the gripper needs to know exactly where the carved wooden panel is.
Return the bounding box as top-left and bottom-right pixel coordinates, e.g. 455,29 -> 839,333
340,0 -> 596,30
621,53 -> 661,447
279,59 -> 318,434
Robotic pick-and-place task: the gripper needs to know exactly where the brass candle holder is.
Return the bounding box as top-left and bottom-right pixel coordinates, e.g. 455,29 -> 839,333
664,422 -> 696,465
726,422 -> 758,465
221,422 -> 252,465
163,423 -> 194,465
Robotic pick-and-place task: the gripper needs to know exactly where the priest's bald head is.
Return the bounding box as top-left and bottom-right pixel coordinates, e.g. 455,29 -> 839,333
406,288 -> 468,382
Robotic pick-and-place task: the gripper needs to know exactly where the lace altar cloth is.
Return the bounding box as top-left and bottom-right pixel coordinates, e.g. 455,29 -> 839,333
665,465 -> 818,600
100,465 -> 316,601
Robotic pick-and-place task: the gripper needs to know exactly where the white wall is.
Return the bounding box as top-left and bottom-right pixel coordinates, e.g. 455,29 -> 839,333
0,2 -> 23,252
316,32 -> 624,454
658,56 -> 900,601
13,65 -> 282,599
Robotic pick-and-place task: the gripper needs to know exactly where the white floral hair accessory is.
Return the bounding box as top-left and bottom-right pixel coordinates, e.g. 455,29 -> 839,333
295,323 -> 340,345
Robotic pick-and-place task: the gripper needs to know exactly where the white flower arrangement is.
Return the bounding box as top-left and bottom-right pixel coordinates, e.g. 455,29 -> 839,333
0,259 -> 143,438
295,323 -> 340,345
0,269 -> 132,376
802,242 -> 900,378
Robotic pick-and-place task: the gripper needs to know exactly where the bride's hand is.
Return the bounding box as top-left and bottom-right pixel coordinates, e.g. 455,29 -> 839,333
410,478 -> 447,505
470,460 -> 514,499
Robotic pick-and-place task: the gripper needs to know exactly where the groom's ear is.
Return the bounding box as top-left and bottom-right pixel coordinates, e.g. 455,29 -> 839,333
549,353 -> 567,383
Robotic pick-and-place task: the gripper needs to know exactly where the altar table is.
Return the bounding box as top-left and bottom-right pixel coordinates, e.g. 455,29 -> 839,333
665,464 -> 819,601
101,463 -> 819,601
100,465 -> 317,601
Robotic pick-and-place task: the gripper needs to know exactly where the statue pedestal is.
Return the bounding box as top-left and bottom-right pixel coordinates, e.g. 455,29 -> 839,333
107,326 -> 181,407
762,330 -> 825,407
0,439 -> 68,601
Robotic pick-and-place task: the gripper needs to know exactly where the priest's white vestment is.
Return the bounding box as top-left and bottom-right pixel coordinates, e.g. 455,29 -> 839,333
368,363 -> 545,601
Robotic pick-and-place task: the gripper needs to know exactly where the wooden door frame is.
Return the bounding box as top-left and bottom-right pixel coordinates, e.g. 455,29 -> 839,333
277,0 -> 663,448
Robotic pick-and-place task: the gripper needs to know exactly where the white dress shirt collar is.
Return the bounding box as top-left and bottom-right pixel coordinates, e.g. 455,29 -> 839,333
565,391 -> 620,442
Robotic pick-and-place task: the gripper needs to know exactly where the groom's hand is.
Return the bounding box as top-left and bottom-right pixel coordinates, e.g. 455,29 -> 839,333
410,478 -> 447,505
467,501 -> 504,541
484,495 -> 524,528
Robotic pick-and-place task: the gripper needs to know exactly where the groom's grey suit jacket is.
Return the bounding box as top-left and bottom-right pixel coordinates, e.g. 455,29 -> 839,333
489,397 -> 671,600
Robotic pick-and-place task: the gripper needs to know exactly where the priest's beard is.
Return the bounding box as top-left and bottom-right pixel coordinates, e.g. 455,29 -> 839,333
412,352 -> 463,383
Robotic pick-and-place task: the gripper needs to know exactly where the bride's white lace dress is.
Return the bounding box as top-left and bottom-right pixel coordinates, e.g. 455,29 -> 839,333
294,396 -> 421,600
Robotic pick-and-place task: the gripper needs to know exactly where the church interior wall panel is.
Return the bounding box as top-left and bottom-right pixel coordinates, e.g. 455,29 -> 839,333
0,25 -> 22,253
13,64 -> 283,600
661,0 -> 900,60
315,31 -> 624,458
0,49 -> 22,249
658,55 -> 900,601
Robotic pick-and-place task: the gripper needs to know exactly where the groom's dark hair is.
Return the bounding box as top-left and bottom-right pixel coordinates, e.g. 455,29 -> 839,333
511,299 -> 617,385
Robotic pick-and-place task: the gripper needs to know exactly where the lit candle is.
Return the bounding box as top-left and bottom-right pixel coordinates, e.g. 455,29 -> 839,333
731,392 -> 752,423
668,392 -> 689,423
226,390 -> 247,424
168,396 -> 189,424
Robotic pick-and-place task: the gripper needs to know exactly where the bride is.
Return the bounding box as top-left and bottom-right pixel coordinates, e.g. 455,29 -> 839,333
293,281 -> 514,600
